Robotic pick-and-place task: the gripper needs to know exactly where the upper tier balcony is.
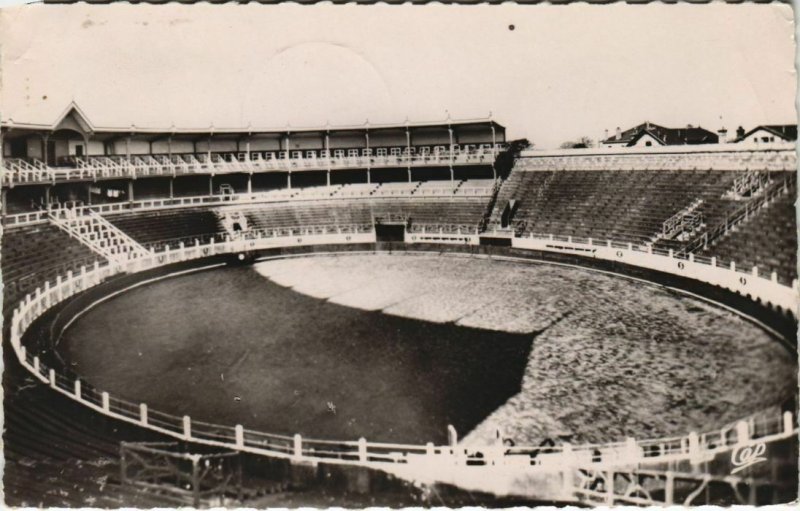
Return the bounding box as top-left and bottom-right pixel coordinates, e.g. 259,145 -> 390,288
1,144 -> 504,187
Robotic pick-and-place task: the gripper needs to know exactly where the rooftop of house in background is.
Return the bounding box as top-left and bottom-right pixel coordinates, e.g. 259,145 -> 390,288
733,124 -> 798,143
601,122 -> 719,147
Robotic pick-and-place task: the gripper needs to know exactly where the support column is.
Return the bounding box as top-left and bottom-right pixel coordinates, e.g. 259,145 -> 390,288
324,132 -> 331,162
283,132 -> 292,173
324,132 -> 332,185
365,130 -> 371,166
86,184 -> 92,206
169,178 -> 174,199
42,134 -> 50,166
125,136 -> 131,160
128,180 -> 134,202
490,122 -> 497,179
247,174 -> 252,194
209,175 -> 213,196
44,185 -> 51,208
287,172 -> 292,190
406,126 -> 412,182
365,131 -> 372,183
448,127 -> 454,181
167,137 -> 173,158
1,189 -> 7,216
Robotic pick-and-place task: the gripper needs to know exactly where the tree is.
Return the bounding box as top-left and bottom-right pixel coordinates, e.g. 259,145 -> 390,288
560,136 -> 594,149
494,138 -> 532,179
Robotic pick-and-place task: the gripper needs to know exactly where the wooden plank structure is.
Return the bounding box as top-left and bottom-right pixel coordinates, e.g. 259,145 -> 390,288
120,441 -> 243,508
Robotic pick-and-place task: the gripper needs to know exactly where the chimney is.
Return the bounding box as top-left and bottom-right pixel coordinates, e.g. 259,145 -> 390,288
736,126 -> 746,140
616,126 -> 622,140
717,127 -> 728,144
604,129 -> 609,140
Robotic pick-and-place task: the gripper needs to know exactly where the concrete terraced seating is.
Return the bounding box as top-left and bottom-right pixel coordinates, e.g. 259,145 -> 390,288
2,336 -> 176,509
371,198 -> 487,227
231,201 -> 373,231
702,184 -> 797,285
489,168 -> 749,245
454,179 -> 496,196
2,224 -> 100,311
106,208 -> 223,250
225,197 -> 490,234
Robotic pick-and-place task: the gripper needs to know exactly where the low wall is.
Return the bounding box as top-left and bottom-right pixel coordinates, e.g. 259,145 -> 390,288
511,235 -> 797,322
517,145 -> 796,172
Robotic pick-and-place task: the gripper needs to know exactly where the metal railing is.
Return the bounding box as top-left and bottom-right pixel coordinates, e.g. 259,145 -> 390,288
681,172 -> 797,257
1,147 -> 501,186
3,183 -> 496,228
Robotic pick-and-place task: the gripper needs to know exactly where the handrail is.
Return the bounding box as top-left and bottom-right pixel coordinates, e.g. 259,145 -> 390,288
1,146 -> 501,187
8,230 -> 796,475
681,172 -> 796,256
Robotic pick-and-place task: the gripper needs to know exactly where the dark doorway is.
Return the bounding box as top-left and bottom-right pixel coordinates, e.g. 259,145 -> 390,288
375,223 -> 405,242
9,138 -> 27,158
47,140 -> 56,166
75,145 -> 84,157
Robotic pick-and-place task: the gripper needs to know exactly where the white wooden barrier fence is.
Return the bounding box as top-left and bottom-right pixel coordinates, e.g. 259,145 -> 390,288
511,234 -> 798,316
7,230 -> 797,479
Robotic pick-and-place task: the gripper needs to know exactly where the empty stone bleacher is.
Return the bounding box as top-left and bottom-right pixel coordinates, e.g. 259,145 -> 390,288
2,224 -> 100,311
227,196 -> 489,234
489,168 -> 748,245
106,208 -> 222,249
2,357 -> 181,508
702,184 -> 797,285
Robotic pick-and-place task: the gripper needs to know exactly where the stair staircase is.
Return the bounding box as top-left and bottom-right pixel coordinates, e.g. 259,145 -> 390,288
48,209 -> 150,262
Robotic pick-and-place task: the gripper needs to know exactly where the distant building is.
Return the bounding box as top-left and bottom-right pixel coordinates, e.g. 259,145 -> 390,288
733,124 -> 797,144
601,122 -> 719,148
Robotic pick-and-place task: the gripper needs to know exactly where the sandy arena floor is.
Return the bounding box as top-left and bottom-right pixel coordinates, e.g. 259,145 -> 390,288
60,253 -> 796,446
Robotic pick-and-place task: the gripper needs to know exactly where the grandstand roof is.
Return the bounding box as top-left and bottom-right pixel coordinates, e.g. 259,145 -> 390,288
734,124 -> 797,143
0,101 -> 504,136
602,122 -> 719,146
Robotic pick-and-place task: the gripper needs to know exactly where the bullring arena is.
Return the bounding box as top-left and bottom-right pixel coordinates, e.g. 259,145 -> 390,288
1,106 -> 798,507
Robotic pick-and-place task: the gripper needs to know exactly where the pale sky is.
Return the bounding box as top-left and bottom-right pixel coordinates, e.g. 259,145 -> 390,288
0,3 -> 796,148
